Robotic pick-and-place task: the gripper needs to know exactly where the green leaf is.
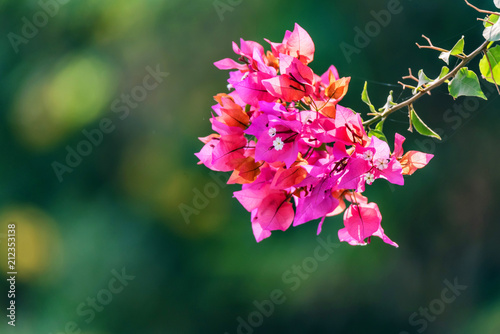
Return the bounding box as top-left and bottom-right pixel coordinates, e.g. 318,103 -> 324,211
479,45 -> 500,84
409,106 -> 441,140
448,68 -> 487,100
361,82 -> 377,114
378,91 -> 396,112
437,66 -> 450,80
413,70 -> 432,94
368,129 -> 388,143
375,117 -> 385,132
483,16 -> 500,41
245,104 -> 251,113
485,14 -> 499,27
316,143 -> 327,151
439,36 -> 465,65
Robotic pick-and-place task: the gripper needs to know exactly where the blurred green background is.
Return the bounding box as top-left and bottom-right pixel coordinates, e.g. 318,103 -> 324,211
1,0 -> 500,333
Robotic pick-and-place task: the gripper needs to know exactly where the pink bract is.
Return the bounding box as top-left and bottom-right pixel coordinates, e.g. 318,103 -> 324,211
196,23 -> 434,247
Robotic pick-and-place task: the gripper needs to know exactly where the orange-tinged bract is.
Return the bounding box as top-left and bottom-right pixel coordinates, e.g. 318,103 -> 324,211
196,24 -> 434,246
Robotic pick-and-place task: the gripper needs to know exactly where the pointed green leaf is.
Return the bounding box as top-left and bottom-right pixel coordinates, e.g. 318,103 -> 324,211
479,45 -> 500,84
448,68 -> 487,100
426,67 -> 450,87
413,70 -> 432,94
361,82 -> 377,114
409,106 -> 441,140
485,14 -> 499,27
439,37 -> 464,65
378,91 -> 396,112
368,129 -> 388,143
437,66 -> 450,80
375,117 -> 385,132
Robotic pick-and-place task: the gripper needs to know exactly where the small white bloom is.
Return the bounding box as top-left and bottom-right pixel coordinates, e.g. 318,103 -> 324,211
362,150 -> 373,161
268,127 -> 277,137
227,83 -> 233,91
365,172 -> 375,185
374,158 -> 389,170
273,137 -> 284,151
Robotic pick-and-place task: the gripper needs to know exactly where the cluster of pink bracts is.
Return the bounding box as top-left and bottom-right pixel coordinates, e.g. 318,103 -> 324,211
196,23 -> 433,247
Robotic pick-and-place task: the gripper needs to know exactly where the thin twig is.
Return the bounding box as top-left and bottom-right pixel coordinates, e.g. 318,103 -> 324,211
402,68 -> 418,82
416,35 -> 449,53
363,39 -> 491,127
464,0 -> 500,16
416,35 -> 465,59
477,17 -> 495,25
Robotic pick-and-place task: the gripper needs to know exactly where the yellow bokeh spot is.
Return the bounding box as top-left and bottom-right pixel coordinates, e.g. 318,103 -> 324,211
10,53 -> 116,150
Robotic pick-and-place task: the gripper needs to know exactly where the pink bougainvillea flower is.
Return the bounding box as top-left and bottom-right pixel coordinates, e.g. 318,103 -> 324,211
253,193 -> 294,232
400,151 -> 434,175
367,136 -> 404,186
253,116 -> 302,168
393,133 -> 434,175
232,39 -> 265,62
227,156 -> 263,184
262,75 -> 308,102
338,202 -> 398,247
210,134 -> 248,172
234,72 -> 276,107
252,217 -> 272,242
279,54 -> 314,85
294,185 -> 339,227
320,65 -> 340,85
270,164 -> 308,190
217,96 -> 250,129
266,23 -> 315,65
214,58 -> 248,71
334,105 -> 369,146
262,54 -> 315,102
196,24 -> 434,247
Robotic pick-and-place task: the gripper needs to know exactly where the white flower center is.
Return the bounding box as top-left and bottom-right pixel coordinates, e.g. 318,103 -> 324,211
374,158 -> 389,170
365,172 -> 375,185
362,151 -> 373,161
268,127 -> 277,137
273,137 -> 284,151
